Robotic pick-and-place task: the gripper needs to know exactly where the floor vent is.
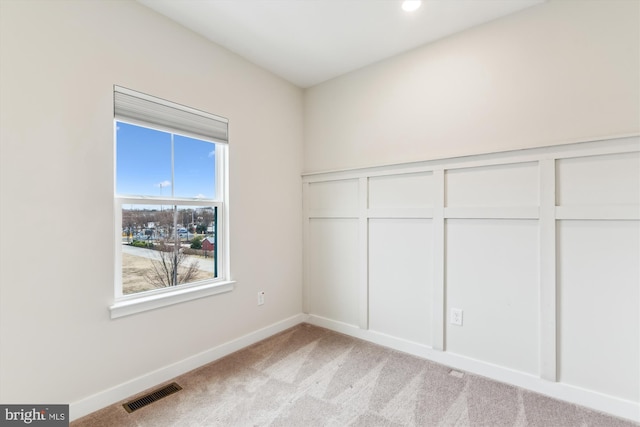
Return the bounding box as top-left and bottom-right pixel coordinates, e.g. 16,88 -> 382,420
123,382 -> 182,413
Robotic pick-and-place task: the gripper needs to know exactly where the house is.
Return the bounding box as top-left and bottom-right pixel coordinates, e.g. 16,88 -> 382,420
0,0 -> 638,424
201,237 -> 215,252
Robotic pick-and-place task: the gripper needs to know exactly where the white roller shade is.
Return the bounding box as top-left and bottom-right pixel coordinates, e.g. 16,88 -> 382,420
114,85 -> 228,143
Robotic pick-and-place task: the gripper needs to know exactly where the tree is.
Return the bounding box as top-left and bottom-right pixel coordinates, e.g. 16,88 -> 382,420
156,208 -> 175,239
199,207 -> 215,234
144,244 -> 200,288
190,236 -> 203,249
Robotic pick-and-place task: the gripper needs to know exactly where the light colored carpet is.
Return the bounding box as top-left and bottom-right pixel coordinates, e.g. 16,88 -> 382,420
72,323 -> 638,426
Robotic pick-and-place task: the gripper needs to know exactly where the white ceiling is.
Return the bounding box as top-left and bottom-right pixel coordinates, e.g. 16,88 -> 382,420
137,0 -> 545,88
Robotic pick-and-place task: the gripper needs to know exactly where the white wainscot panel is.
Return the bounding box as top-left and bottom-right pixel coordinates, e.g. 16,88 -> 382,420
446,219 -> 539,375
556,152 -> 640,206
369,219 -> 433,345
446,162 -> 538,207
558,220 -> 639,401
368,172 -> 433,209
308,179 -> 359,215
308,218 -> 359,326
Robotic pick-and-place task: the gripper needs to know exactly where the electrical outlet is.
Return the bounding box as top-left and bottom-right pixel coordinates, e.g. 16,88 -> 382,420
258,291 -> 265,306
450,308 -> 463,326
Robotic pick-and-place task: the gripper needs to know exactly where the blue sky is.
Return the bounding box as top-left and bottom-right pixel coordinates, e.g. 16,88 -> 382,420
116,121 -> 216,199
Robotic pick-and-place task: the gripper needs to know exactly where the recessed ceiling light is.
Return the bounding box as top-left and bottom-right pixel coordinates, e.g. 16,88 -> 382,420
402,0 -> 422,12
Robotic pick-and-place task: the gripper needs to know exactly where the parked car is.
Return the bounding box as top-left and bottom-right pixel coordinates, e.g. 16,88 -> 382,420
173,228 -> 193,240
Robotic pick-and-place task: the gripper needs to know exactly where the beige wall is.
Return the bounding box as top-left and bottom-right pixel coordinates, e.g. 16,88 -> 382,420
0,0 -> 303,409
304,0 -> 640,173
301,0 -> 639,420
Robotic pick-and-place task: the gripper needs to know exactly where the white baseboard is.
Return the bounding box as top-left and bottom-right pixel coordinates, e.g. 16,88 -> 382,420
70,313 -> 308,421
306,314 -> 640,424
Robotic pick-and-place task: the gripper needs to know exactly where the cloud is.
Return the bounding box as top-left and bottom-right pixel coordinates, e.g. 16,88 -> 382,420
208,150 -> 215,158
155,180 -> 171,188
194,193 -> 206,199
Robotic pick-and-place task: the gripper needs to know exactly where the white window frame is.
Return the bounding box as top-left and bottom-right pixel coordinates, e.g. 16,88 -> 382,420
110,87 -> 233,319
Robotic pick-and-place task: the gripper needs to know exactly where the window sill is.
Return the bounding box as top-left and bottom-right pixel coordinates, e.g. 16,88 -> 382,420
109,280 -> 235,319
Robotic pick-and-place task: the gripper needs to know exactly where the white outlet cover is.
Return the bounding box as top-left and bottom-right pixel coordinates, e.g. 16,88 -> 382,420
449,370 -> 465,378
450,308 -> 463,326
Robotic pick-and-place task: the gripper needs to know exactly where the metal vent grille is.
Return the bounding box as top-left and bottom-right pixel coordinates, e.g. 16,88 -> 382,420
123,382 -> 182,413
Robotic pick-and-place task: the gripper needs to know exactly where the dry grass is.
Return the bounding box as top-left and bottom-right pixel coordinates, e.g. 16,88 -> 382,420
122,253 -> 213,295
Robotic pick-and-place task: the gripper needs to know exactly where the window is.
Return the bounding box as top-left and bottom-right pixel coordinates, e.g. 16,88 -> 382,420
110,86 -> 232,318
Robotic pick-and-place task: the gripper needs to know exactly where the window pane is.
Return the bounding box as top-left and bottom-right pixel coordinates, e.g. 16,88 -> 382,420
174,134 -> 216,199
121,204 -> 217,295
116,122 -> 172,197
